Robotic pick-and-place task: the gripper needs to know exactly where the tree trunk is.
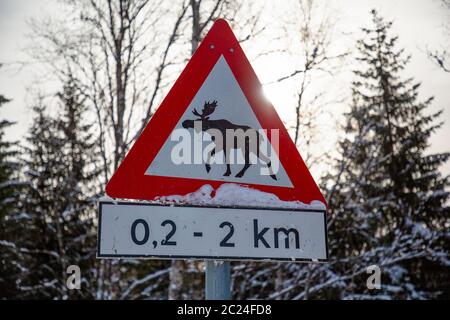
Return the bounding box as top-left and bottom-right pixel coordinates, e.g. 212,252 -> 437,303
168,1 -> 202,300
191,0 -> 201,54
168,260 -> 186,299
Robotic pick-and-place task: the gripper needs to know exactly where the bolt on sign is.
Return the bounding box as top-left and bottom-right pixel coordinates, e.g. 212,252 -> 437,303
98,19 -> 328,262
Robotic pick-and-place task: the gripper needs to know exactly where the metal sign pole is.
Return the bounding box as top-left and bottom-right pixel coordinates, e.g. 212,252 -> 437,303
205,260 -> 231,300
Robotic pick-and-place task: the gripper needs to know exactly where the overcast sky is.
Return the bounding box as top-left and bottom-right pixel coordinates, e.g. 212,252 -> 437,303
0,0 -> 449,179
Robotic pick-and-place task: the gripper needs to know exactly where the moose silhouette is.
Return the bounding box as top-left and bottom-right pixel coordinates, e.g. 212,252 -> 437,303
182,100 -> 277,180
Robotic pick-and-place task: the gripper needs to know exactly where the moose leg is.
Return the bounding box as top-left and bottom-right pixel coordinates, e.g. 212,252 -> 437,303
224,163 -> 231,176
235,162 -> 250,178
236,138 -> 251,178
259,151 -> 277,180
223,142 -> 232,176
205,148 -> 215,173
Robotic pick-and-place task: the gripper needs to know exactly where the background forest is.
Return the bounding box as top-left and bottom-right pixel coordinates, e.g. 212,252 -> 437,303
0,0 -> 449,299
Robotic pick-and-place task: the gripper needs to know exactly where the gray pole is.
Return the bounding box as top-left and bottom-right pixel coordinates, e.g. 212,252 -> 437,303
205,260 -> 231,300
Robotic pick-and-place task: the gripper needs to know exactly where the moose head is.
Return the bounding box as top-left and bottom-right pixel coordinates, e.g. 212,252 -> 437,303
182,100 -> 218,129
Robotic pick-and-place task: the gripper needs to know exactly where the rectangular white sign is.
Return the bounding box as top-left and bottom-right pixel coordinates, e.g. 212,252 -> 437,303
97,202 -> 328,262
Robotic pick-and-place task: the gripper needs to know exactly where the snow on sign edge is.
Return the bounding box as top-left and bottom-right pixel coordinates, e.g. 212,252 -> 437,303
109,184 -> 327,210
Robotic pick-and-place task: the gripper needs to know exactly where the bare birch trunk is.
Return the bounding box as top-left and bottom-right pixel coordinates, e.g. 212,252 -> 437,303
168,0 -> 203,300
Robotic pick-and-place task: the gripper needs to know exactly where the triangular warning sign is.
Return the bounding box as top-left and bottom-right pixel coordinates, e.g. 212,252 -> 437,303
146,55 -> 293,188
106,19 -> 326,205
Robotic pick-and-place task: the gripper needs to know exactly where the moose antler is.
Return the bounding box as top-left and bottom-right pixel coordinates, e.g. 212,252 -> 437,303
192,109 -> 202,118
192,100 -> 218,119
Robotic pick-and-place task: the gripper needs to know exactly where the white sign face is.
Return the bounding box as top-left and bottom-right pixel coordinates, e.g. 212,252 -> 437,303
97,202 -> 328,262
145,55 -> 293,188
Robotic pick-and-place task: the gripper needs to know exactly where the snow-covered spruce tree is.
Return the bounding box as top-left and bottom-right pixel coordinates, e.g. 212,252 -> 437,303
322,10 -> 450,299
19,76 -> 101,299
231,10 -> 449,300
0,92 -> 26,299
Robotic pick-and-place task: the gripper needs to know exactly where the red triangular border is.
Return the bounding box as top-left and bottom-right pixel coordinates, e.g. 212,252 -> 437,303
106,19 -> 326,206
